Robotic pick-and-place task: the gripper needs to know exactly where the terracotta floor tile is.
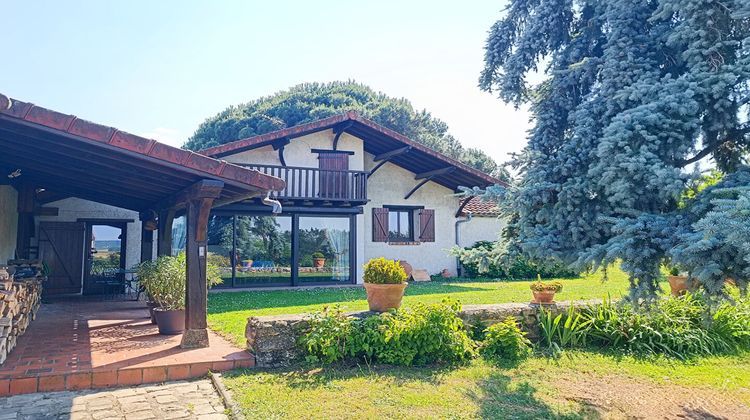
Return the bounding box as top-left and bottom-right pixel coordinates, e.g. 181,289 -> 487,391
0,300 -> 252,394
66,372 -> 92,390
38,375 -> 66,392
117,369 -> 143,386
9,377 -> 37,394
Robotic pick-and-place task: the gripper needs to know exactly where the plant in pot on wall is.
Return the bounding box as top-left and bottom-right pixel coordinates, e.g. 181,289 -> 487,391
137,252 -> 222,335
363,257 -> 408,312
529,275 -> 563,304
312,252 -> 326,268
666,265 -> 697,297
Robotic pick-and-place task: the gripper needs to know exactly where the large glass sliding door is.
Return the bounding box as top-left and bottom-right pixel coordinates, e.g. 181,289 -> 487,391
233,215 -> 293,287
298,216 -> 351,285
206,212 -> 354,288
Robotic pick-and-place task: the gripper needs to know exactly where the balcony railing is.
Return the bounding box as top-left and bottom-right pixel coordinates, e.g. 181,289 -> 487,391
241,163 -> 368,202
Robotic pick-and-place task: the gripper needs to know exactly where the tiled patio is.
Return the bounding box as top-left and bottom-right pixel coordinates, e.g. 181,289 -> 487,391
0,300 -> 253,396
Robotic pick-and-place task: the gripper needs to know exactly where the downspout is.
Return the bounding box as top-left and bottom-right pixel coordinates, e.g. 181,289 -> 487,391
261,191 -> 282,214
455,212 -> 473,277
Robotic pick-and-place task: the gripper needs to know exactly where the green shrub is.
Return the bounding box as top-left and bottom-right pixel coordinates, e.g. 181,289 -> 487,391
479,317 -> 532,362
298,305 -> 352,364
538,305 -> 589,353
311,252 -> 325,259
459,241 -> 578,279
363,257 -> 407,284
301,300 -> 476,366
137,252 -> 222,310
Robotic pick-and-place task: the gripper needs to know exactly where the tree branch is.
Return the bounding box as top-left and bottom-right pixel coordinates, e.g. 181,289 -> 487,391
677,125 -> 750,167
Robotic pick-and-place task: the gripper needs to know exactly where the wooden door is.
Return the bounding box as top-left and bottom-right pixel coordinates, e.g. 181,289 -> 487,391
318,152 -> 349,199
38,222 -> 86,295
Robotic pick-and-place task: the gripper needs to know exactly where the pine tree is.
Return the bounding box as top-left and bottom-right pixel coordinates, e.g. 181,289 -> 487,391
477,0 -> 750,300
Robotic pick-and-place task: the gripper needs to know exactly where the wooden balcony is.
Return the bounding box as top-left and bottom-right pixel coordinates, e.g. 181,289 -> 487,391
241,163 -> 368,203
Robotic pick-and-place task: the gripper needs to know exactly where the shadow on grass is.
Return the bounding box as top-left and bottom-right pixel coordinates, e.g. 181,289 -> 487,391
471,372 -> 599,419
208,282 -> 489,315
222,362 -> 599,419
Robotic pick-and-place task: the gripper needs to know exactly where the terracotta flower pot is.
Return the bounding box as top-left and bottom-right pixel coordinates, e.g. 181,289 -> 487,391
364,282 -> 408,312
313,258 -> 326,268
668,275 -> 693,297
153,309 -> 185,335
532,290 -> 556,304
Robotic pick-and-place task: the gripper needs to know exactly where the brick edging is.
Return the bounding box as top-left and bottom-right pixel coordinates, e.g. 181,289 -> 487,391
0,358 -> 254,396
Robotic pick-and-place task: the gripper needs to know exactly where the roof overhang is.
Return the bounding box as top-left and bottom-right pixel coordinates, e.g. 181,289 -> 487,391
200,112 -> 508,192
0,94 -> 285,212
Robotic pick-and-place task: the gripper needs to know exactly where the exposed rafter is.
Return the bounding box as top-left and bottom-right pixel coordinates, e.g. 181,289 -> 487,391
272,137 -> 291,167
152,180 -> 224,212
369,146 -> 411,177
415,166 -> 456,180
332,121 -> 354,150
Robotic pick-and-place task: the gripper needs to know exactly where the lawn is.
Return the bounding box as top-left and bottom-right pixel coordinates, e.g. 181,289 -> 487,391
221,351 -> 750,419
208,266 -> 644,346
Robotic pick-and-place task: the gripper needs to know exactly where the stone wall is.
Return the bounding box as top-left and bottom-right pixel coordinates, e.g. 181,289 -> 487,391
245,300 -> 597,368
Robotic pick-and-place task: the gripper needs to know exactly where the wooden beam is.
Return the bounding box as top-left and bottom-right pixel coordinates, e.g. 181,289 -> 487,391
153,180 -> 224,212
36,190 -> 71,205
157,209 -> 175,257
415,166 -> 456,180
271,138 -> 291,167
180,192 -> 221,349
374,146 -> 412,162
404,178 -> 430,200
332,121 -> 353,150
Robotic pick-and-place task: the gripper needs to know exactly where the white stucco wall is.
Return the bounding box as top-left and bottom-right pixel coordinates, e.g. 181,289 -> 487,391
458,216 -> 505,248
224,130 -> 365,170
0,186 -> 18,264
362,153 -> 461,278
35,198 -> 144,269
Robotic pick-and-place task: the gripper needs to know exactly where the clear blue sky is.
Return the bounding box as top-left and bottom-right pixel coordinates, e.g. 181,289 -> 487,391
3,1 -> 529,163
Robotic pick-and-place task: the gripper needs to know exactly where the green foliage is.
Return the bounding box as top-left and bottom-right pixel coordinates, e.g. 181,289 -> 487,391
299,305 -> 352,364
185,81 -> 507,178
479,0 -> 750,300
543,293 -> 750,359
301,300 -> 476,366
529,280 -> 563,292
538,306 -> 589,354
479,317 -> 532,362
452,241 -> 578,280
137,252 -> 222,310
311,252 -> 325,260
363,257 -> 407,284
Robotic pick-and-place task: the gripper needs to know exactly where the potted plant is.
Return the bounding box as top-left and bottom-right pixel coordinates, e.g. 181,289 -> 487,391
529,276 -> 563,304
312,252 -> 326,268
363,257 -> 408,312
666,266 -> 696,296
137,252 -> 222,335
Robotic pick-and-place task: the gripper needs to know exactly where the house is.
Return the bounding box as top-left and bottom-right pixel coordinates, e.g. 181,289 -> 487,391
1,99 -> 506,294
198,112 -> 507,286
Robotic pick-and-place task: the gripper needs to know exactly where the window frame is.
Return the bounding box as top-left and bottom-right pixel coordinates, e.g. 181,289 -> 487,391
384,205 -> 424,243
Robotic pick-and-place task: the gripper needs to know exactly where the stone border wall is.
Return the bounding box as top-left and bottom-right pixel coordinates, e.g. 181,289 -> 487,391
245,300 -> 599,368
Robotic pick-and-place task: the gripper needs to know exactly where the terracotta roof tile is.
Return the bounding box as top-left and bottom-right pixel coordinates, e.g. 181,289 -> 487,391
0,93 -> 285,195
460,196 -> 500,217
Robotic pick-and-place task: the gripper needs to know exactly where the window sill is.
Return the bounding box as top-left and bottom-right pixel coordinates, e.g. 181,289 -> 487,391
387,241 -> 421,246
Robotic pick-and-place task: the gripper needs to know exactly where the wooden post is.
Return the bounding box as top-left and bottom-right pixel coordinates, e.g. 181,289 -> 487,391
139,212 -> 155,262
180,181 -> 223,349
156,209 -> 175,257
15,184 -> 36,259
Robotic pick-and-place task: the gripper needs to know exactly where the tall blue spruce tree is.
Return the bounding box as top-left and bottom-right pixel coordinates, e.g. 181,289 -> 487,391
477,0 -> 750,300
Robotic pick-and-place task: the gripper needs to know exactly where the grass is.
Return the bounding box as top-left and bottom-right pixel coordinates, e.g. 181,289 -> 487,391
208,266 -> 643,346
221,350 -> 750,419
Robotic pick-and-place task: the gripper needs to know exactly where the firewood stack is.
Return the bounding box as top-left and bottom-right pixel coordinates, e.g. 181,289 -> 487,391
0,260 -> 44,364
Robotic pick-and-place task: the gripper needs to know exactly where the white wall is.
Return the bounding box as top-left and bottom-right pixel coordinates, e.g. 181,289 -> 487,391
225,130 -> 365,170
35,198 -> 144,269
458,216 -> 505,248
0,186 -> 18,264
362,153 -> 461,278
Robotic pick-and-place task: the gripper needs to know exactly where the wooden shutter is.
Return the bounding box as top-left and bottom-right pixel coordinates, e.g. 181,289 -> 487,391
418,209 -> 435,242
372,208 -> 389,242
